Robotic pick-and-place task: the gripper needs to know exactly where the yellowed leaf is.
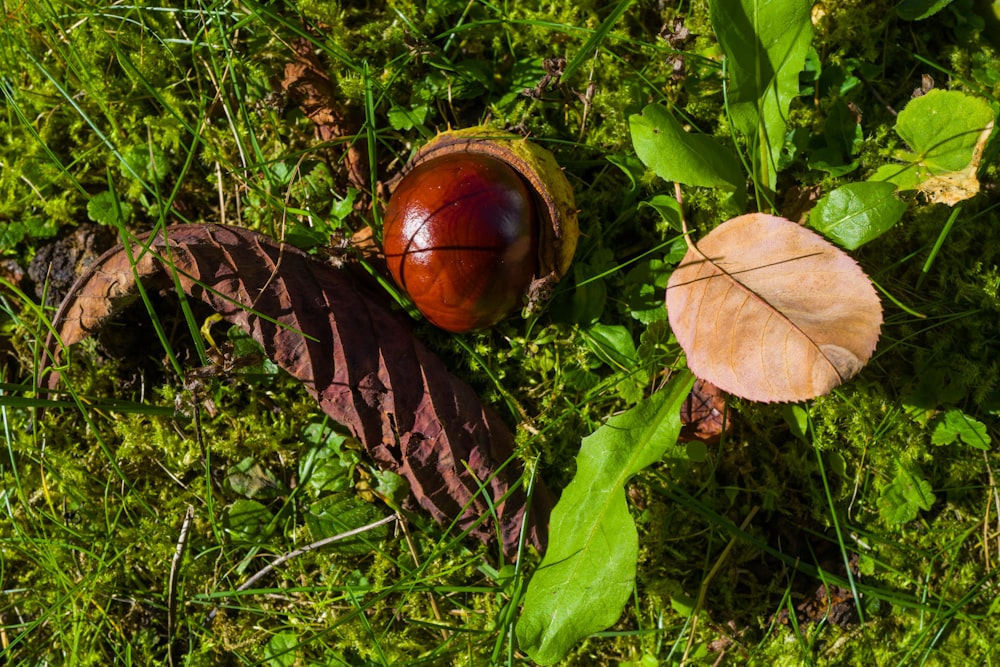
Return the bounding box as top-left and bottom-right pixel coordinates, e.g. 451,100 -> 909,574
666,213 -> 882,403
917,122 -> 994,206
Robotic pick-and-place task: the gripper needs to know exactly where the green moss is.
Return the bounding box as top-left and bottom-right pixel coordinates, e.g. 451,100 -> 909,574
4,0 -> 1000,663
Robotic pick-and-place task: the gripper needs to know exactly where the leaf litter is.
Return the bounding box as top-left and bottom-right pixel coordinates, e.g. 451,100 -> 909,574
42,224 -> 552,559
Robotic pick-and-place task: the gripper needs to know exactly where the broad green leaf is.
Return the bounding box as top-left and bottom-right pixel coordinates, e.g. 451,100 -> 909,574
584,323 -> 637,370
223,499 -> 273,541
709,0 -> 813,193
629,103 -> 744,193
516,371 -> 694,665
809,181 -> 907,249
871,90 -> 995,205
897,90 -> 993,172
878,462 -> 936,524
806,99 -> 863,177
554,261 -> 608,326
931,409 -> 991,450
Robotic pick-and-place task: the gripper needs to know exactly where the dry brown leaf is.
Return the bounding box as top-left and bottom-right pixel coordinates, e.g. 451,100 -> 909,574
43,224 -> 551,559
679,377 -> 732,444
666,213 -> 882,403
279,38 -> 368,195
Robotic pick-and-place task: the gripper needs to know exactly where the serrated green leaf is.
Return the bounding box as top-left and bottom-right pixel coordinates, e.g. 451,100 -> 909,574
298,424 -> 357,496
516,371 -> 694,665
0,221 -> 27,249
878,462 -> 936,524
896,0 -> 955,20
809,181 -> 907,249
629,103 -> 744,192
931,409 -> 991,450
709,0 -> 812,193
387,104 -> 429,131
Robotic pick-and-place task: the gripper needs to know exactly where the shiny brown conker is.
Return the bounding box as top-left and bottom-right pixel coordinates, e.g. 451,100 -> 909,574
383,152 -> 538,333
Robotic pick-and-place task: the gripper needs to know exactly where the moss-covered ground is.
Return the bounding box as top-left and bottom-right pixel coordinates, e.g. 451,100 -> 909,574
2,0 -> 1000,664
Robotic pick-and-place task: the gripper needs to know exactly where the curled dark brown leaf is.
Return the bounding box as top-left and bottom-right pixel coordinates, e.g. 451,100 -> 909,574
43,224 -> 551,559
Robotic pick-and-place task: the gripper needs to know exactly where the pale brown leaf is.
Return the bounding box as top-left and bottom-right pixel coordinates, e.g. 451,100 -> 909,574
43,224 -> 551,559
666,213 -> 882,403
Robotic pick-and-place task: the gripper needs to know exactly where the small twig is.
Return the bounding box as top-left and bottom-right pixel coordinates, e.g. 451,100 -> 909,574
682,506 -> 760,666
576,54 -> 598,142
203,513 -> 398,625
168,505 -> 195,667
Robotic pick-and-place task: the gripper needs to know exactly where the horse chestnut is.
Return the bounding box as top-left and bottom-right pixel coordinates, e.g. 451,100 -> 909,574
383,127 -> 579,333
383,153 -> 537,333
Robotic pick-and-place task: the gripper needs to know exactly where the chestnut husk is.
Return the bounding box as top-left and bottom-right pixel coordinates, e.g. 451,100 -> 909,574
387,126 -> 579,297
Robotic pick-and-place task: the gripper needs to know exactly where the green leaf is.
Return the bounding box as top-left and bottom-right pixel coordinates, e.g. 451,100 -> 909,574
878,462 -> 936,524
120,143 -> 169,184
516,371 -> 694,665
305,493 -> 389,554
896,0 -> 955,20
87,191 -> 117,225
709,0 -> 813,193
223,499 -> 273,541
584,323 -> 637,370
368,467 -> 410,509
638,194 -> 684,232
782,404 -> 809,442
622,258 -> 672,324
871,89 -> 995,205
226,457 -> 283,498
806,99 -> 863,176
931,409 -> 991,450
298,423 -> 358,496
629,103 -> 744,192
896,90 -> 994,172
809,181 -> 908,249
560,262 -> 607,326
0,221 -> 27,249
265,631 -> 299,667
387,104 -> 429,131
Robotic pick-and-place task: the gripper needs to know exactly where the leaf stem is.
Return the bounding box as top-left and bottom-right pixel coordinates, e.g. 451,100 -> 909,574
674,181 -> 693,250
